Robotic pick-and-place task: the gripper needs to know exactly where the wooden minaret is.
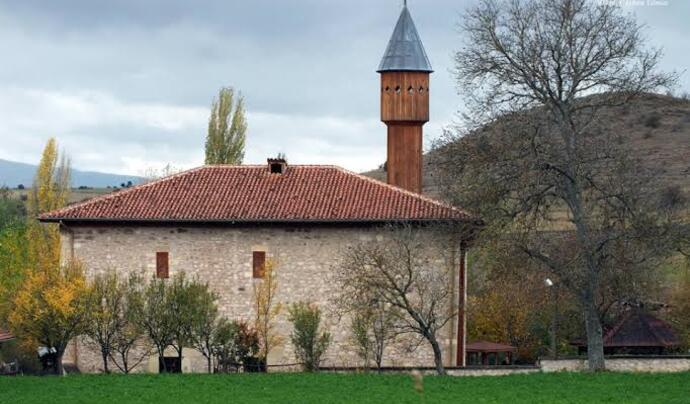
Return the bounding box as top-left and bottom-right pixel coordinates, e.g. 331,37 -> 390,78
378,2 -> 432,194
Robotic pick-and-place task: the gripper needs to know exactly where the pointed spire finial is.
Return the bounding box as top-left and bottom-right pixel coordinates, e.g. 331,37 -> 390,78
377,2 -> 433,73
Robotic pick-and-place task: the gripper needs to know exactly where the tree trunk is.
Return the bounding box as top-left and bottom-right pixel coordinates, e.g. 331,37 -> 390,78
102,350 -> 110,373
584,299 -> 605,371
121,351 -> 130,374
207,355 -> 212,374
177,347 -> 183,374
158,346 -> 167,373
428,335 -> 446,375
55,352 -> 65,376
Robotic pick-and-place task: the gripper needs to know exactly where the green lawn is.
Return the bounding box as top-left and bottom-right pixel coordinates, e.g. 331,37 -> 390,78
1,372 -> 688,404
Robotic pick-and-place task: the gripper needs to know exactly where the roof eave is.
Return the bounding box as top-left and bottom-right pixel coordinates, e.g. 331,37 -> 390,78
377,68 -> 434,74
41,217 -> 472,225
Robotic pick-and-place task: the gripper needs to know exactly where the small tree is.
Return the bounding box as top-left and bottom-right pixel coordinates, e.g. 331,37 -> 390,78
136,277 -> 175,373
8,260 -> 88,375
188,281 -> 220,373
211,319 -> 239,373
336,224 -> 460,375
288,302 -> 331,372
109,272 -> 149,374
253,258 -> 283,367
212,319 -> 260,373
205,87 -> 248,165
349,299 -> 398,371
84,271 -> 127,373
168,273 -> 195,372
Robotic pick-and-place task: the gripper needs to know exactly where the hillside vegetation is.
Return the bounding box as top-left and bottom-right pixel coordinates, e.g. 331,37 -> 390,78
365,93 -> 690,199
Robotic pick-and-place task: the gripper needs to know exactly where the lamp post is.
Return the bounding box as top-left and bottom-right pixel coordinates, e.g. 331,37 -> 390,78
544,278 -> 558,360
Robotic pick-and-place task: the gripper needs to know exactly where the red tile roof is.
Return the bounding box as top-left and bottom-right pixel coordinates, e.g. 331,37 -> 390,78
602,310 -> 680,348
0,329 -> 14,343
466,341 -> 517,352
39,165 -> 470,223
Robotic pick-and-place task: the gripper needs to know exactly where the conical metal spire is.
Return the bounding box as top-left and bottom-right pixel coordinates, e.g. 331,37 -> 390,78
377,4 -> 433,73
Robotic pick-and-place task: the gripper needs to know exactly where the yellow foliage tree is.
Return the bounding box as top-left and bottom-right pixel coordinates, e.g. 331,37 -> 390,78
467,288 -> 545,361
466,242 -> 553,362
253,258 -> 283,364
26,138 -> 71,271
4,138 -> 75,373
8,260 -> 88,374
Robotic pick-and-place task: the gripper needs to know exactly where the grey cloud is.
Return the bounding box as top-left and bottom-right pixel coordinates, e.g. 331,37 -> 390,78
0,0 -> 686,176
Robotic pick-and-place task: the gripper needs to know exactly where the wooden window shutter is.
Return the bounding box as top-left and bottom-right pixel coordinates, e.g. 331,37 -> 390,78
253,251 -> 266,279
156,252 -> 169,279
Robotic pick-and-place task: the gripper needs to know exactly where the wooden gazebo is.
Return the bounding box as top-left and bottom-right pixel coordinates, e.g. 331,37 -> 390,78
465,341 -> 517,366
573,310 -> 680,355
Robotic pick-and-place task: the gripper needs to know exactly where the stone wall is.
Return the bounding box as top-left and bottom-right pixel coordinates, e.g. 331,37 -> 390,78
540,357 -> 690,373
61,224 -> 462,373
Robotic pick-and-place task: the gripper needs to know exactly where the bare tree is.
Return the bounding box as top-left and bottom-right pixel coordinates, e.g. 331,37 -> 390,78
84,272 -> 127,373
336,224 -> 460,375
253,258 -> 283,368
441,0 -> 681,370
168,273 -> 218,373
188,282 -> 220,374
109,273 -> 149,374
348,298 -> 398,371
136,277 -> 175,373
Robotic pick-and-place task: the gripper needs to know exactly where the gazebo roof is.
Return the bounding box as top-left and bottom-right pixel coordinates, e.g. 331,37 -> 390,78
603,310 -> 680,348
466,341 -> 517,353
572,310 -> 680,348
0,328 -> 14,343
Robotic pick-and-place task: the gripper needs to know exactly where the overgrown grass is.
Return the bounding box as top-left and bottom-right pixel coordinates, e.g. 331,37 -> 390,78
1,372 -> 688,403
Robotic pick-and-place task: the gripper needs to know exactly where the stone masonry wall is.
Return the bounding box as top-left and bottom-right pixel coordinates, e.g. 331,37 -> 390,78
540,357 -> 690,373
61,224 -> 461,373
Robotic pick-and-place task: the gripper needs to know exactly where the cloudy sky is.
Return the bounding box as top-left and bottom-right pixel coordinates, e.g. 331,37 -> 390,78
0,0 -> 687,176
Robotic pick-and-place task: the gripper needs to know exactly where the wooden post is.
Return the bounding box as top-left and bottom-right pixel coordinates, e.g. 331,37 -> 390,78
456,244 -> 467,367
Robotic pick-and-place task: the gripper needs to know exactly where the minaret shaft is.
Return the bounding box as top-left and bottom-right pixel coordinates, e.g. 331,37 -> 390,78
380,71 -> 429,194
387,124 -> 423,193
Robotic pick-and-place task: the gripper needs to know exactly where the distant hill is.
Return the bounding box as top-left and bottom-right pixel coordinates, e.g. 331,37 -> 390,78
364,93 -> 690,198
0,158 -> 143,189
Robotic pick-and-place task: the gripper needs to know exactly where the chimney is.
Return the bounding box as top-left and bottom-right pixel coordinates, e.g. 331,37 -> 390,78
267,157 -> 287,175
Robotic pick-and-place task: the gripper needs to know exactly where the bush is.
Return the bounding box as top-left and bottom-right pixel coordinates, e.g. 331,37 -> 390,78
287,302 -> 330,372
212,319 -> 259,373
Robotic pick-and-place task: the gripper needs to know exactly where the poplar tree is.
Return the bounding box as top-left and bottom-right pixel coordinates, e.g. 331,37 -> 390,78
5,138 -> 80,375
204,87 -> 248,165
26,138 -> 71,271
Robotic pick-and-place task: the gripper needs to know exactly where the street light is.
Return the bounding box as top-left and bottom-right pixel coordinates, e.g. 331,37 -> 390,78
545,278 -> 557,359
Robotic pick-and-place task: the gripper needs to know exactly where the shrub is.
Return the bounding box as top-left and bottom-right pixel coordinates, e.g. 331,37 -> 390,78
288,302 -> 331,372
212,319 -> 259,373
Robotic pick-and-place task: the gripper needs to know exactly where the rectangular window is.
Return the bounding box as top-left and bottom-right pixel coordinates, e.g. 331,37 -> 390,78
253,251 -> 266,279
156,252 -> 169,279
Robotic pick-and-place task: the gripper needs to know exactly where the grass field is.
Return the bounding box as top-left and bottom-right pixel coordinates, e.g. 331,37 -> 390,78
1,372 -> 689,404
